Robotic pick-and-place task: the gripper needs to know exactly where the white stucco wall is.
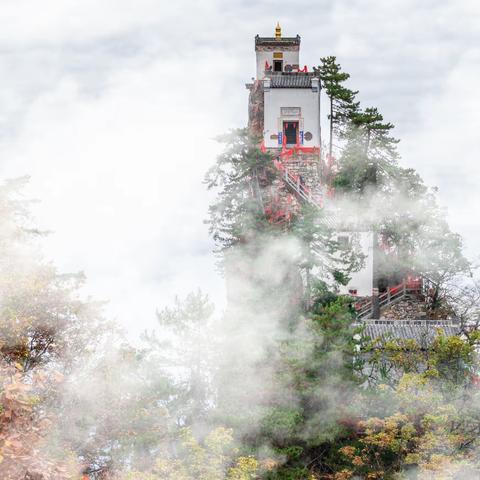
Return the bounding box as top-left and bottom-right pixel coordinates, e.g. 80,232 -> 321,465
263,87 -> 320,148
256,50 -> 300,79
338,231 -> 374,297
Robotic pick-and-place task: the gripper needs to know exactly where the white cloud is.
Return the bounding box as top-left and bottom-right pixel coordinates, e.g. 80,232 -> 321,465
0,46 -> 236,333
402,48 -> 480,258
0,0 -> 184,46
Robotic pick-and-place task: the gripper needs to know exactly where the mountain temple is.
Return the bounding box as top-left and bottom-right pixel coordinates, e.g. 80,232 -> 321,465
245,24 -> 459,342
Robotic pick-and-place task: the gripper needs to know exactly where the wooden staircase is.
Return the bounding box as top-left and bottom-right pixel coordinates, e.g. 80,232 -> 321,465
355,278 -> 424,320
271,157 -> 335,228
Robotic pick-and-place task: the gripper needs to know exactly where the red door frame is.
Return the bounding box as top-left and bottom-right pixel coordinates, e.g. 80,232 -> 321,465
283,121 -> 299,146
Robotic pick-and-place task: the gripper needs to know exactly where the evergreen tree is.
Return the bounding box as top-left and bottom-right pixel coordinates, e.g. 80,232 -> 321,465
206,129 -> 362,302
330,95 -> 470,300
316,56 -> 359,158
350,106 -> 398,158
204,128 -> 275,251
290,204 -> 365,305
334,106 -> 399,195
257,292 -> 365,480
145,291 -> 216,427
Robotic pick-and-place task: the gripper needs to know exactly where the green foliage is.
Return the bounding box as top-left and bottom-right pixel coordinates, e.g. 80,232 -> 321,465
252,296 -> 363,478
206,129 -> 363,314
332,94 -> 470,296
263,466 -> 311,480
350,106 -> 399,158
144,291 -> 216,427
121,427 -> 261,480
316,56 -> 359,154
0,178 -> 111,477
290,203 -> 364,299
205,128 -> 275,251
261,407 -> 304,444
0,178 -> 106,373
58,341 -> 174,475
332,330 -> 480,479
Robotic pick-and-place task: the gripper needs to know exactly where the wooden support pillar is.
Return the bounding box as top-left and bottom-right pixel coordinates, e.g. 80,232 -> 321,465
372,287 -> 380,319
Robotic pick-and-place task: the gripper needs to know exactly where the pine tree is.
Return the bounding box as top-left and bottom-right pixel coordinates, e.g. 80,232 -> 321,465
350,106 -> 399,159
204,128 -> 275,251
334,102 -> 470,300
205,128 -> 361,298
316,56 -> 359,158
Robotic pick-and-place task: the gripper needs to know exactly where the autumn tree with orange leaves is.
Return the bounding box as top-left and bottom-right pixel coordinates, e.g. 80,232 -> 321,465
0,178 -> 105,479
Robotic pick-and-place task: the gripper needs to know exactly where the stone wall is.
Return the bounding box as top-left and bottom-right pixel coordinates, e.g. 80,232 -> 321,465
279,153 -> 321,191
260,151 -> 323,226
380,293 -> 454,321
381,296 -> 428,320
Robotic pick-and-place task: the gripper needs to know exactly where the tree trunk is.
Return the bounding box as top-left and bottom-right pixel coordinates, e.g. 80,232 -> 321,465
366,129 -> 371,156
318,83 -> 322,148
305,266 -> 312,309
252,168 -> 264,213
317,81 -> 323,178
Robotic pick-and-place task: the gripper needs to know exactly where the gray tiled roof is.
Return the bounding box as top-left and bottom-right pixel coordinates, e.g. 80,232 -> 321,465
356,319 -> 460,348
269,73 -> 313,88
255,35 -> 301,47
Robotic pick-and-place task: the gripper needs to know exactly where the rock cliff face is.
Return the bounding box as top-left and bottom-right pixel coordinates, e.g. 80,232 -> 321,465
381,296 -> 428,320
248,81 -> 264,138
380,294 -> 453,320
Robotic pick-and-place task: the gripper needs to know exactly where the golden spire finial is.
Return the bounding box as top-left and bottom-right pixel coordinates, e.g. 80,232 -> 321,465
275,22 -> 282,38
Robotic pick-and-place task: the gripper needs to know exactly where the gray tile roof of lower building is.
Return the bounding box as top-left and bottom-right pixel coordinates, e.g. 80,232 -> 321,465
355,319 -> 460,348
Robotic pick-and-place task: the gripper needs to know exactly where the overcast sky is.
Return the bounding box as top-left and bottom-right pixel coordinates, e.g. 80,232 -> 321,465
0,0 -> 479,334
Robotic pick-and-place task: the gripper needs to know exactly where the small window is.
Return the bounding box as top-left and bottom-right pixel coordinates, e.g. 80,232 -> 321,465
281,107 -> 301,116
273,60 -> 283,72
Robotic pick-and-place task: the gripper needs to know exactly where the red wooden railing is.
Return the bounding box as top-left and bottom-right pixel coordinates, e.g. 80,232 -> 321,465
356,277 -> 424,319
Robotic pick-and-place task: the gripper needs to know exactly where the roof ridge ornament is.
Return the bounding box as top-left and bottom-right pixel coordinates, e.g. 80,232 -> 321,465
275,22 -> 282,38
